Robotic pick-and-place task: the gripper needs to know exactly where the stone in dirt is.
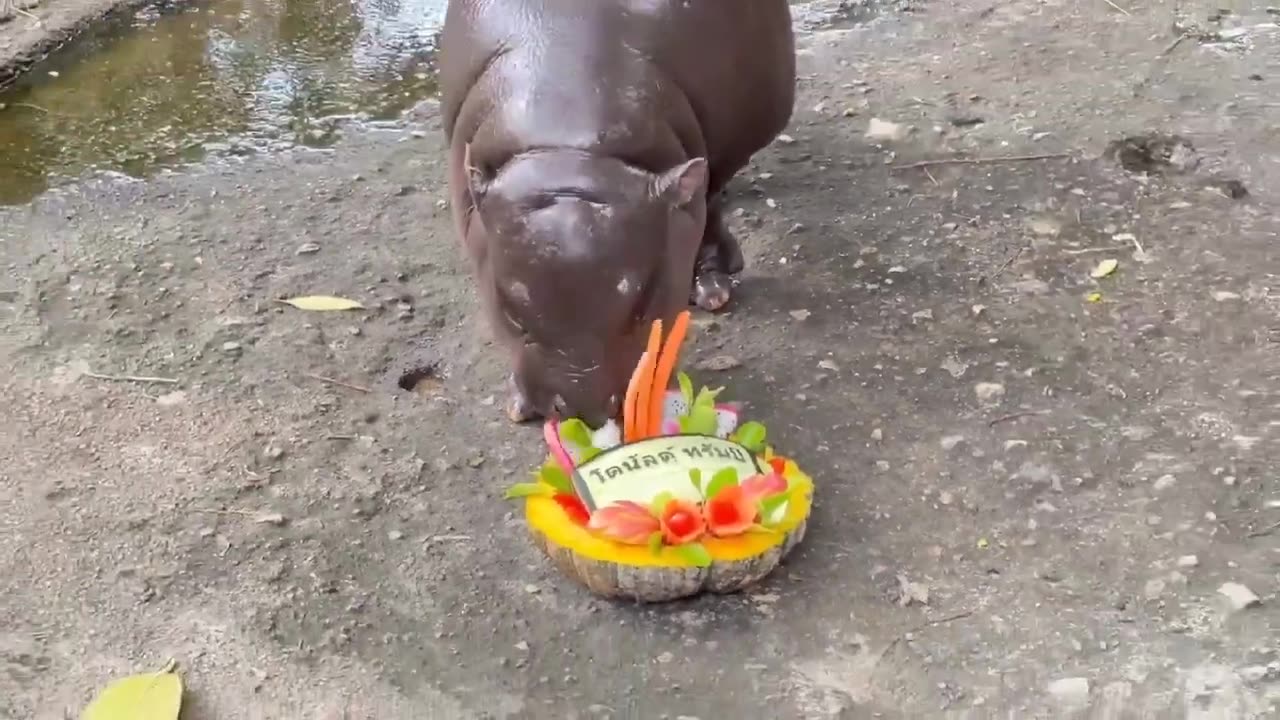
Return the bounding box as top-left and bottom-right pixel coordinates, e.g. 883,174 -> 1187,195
1217,582 -> 1261,611
1047,677 -> 1091,707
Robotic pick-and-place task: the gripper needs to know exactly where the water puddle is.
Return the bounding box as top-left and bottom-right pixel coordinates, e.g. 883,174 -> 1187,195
0,0 -> 875,206
0,0 -> 443,204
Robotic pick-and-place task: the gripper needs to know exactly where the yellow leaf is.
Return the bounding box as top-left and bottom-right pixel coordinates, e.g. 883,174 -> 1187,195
278,295 -> 364,311
977,537 -> 989,549
82,663 -> 182,720
1086,292 -> 1103,303
1090,259 -> 1119,279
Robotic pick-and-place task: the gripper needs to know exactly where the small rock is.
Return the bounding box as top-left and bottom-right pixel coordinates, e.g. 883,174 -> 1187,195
222,341 -> 243,354
789,309 -> 812,321
974,382 -> 1006,404
776,134 -> 796,145
387,530 -> 404,541
515,641 -> 530,652
656,651 -> 675,664
696,355 -> 741,372
866,118 -> 908,142
265,445 -> 285,461
254,512 -> 286,526
1153,474 -> 1177,491
155,391 -> 187,406
1028,217 -> 1062,237
295,242 -> 321,255
1143,579 -> 1166,600
896,575 -> 930,607
1047,677 -> 1091,707
911,308 -> 934,322
524,584 -> 541,594
940,435 -> 966,451
1218,582 -> 1261,611
818,359 -> 840,372
941,356 -> 969,378
875,460 -> 891,472
467,454 -> 486,468
938,491 -> 955,506
1177,555 -> 1200,568
1212,291 -> 1242,302
870,428 -> 883,442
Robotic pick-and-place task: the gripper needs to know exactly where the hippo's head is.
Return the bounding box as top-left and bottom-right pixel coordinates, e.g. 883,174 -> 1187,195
463,146 -> 708,428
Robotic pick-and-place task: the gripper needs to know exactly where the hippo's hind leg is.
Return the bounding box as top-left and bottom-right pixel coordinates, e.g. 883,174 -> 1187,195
690,188 -> 745,312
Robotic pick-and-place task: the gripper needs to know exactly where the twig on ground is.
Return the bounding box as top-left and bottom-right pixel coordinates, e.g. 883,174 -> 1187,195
877,610 -> 977,665
984,244 -> 1026,284
1103,0 -> 1131,16
83,370 -> 179,385
304,373 -> 371,393
892,152 -> 1071,170
988,409 -> 1050,427
423,534 -> 472,545
1161,33 -> 1188,56
193,508 -> 256,518
923,167 -> 940,186
326,434 -> 357,441
1246,520 -> 1280,539
1063,245 -> 1127,255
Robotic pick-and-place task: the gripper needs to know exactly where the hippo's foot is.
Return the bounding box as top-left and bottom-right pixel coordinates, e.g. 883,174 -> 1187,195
506,385 -> 540,424
690,193 -> 743,312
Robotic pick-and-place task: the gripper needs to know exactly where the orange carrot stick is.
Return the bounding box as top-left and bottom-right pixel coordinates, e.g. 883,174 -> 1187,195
634,319 -> 663,441
623,350 -> 648,443
648,310 -> 691,437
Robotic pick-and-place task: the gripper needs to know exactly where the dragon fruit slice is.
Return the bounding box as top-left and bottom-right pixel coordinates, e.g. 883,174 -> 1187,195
656,390 -> 740,438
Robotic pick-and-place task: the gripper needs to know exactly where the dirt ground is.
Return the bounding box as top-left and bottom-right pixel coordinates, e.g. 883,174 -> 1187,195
1,0 -> 1278,718
0,0 -> 152,89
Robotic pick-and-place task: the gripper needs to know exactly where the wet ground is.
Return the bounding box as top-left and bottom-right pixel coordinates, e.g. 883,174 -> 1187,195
0,0 -> 443,203
1,0 -> 1279,718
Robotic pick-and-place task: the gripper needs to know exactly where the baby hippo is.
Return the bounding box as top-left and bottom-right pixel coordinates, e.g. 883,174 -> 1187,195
440,0 -> 795,427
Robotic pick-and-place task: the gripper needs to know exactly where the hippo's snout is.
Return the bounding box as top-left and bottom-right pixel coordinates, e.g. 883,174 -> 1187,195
512,349 -> 626,429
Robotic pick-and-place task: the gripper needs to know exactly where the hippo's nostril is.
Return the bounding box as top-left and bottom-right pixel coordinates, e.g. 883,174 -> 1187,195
606,394 -> 622,418
551,394 -> 569,418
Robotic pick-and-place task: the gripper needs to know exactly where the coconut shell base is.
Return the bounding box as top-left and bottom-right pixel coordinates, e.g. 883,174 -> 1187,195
524,457 -> 813,603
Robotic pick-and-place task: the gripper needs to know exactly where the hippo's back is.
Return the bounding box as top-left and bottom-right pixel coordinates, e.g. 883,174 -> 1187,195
440,0 -> 795,178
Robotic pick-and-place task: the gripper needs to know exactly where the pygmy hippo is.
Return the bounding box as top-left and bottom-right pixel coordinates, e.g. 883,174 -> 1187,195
440,0 -> 795,427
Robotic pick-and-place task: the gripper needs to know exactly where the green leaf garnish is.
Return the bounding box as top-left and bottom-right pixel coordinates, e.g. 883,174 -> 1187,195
647,531 -> 665,556
759,492 -> 791,524
537,463 -> 575,495
673,542 -> 712,567
733,421 -> 767,453
680,405 -> 719,436
559,418 -> 594,449
649,491 -> 675,517
688,468 -> 704,497
692,385 -> 724,410
704,467 -> 739,499
578,446 -> 602,464
678,371 -> 695,407
504,483 -> 554,500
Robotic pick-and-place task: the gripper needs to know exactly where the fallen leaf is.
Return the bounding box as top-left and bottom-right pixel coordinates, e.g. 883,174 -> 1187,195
278,295 -> 364,311
82,662 -> 182,720
1086,292 -> 1103,303
789,309 -> 812,321
1090,259 -> 1119,279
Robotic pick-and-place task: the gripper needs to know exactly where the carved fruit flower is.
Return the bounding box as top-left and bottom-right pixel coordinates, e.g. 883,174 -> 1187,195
703,484 -> 757,537
553,494 -> 590,526
658,498 -> 706,545
587,501 -> 661,544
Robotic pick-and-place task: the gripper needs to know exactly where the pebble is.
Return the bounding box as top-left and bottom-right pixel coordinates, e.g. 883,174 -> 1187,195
1218,582 -> 1261,611
1153,474 -> 1177,491
1177,555 -> 1199,568
1047,677 -> 1090,707
974,382 -> 1006,404
656,651 -> 675,664
866,118 -> 908,142
696,355 -> 741,371
870,428 -> 883,441
789,309 -> 812,321
222,341 -> 243,354
295,242 -> 321,255
387,530 -> 404,541
940,435 -> 966,451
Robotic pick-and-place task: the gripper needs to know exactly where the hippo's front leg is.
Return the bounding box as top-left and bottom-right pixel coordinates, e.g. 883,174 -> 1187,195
690,190 -> 745,312
506,375 -> 540,424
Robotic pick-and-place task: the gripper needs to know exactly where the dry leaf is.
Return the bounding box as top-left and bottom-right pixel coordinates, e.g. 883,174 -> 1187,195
81,662 -> 182,720
1086,292 -> 1103,303
254,512 -> 286,526
1090,259 -> 1119,279
278,295 -> 364,311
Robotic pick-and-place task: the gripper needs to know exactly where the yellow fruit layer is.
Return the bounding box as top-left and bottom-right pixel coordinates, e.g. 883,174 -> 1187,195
526,457 -> 814,568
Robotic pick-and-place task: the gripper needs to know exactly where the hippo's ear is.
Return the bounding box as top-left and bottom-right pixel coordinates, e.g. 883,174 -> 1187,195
463,143 -> 490,206
653,158 -> 708,208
